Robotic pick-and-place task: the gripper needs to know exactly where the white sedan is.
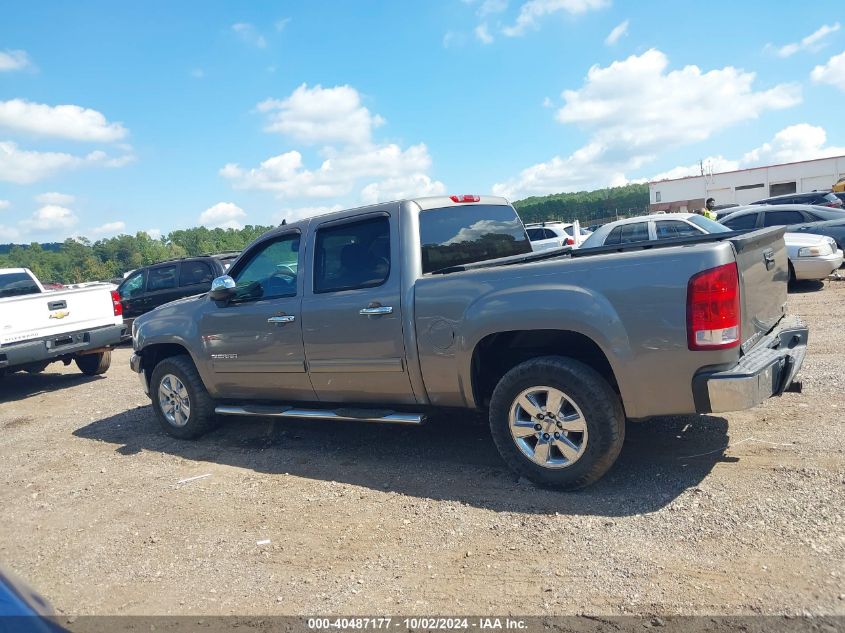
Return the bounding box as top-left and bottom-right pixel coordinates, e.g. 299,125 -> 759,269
580,213 -> 843,282
786,233 -> 843,281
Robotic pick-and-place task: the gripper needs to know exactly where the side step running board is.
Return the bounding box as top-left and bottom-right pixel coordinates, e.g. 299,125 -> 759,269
214,404 -> 425,425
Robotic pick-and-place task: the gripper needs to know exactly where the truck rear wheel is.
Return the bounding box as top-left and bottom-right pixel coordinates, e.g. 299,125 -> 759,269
76,351 -> 111,376
150,355 -> 217,439
489,356 -> 625,490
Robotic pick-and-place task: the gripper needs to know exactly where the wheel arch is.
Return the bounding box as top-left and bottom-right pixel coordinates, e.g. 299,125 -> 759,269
469,329 -> 625,415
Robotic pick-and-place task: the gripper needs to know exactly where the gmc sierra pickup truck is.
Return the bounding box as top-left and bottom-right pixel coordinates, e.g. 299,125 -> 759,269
1,268 -> 126,377
130,195 -> 807,489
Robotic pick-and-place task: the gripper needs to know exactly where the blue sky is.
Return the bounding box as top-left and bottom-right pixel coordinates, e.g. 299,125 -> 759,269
0,0 -> 843,242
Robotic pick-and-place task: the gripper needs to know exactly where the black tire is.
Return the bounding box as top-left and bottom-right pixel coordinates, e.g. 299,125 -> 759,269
75,351 -> 111,376
489,356 -> 625,490
788,262 -> 796,284
149,355 -> 217,439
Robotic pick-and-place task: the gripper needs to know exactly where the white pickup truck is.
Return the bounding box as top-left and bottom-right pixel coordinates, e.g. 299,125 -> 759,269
0,268 -> 126,377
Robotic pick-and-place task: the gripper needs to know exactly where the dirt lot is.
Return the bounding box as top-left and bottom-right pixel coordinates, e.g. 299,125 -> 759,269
1,280 -> 843,617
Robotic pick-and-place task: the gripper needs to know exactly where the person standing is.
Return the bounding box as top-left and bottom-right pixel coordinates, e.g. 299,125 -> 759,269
698,198 -> 718,221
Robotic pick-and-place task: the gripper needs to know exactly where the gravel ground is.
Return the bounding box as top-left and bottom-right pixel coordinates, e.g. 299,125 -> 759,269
0,279 -> 843,617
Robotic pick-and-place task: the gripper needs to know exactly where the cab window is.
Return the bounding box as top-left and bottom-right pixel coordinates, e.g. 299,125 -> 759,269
232,234 -> 300,302
723,213 -> 758,230
654,220 -> 703,239
315,216 -> 390,293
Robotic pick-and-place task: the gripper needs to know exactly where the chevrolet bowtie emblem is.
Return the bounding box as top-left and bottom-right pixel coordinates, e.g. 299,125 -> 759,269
49,310 -> 70,319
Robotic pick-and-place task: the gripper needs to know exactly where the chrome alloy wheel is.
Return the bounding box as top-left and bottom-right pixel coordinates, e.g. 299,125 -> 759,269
508,386 -> 588,468
158,374 -> 191,427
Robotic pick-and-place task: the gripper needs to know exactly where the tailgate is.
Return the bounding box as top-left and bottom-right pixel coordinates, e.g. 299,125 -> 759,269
0,285 -> 118,345
728,227 -> 788,348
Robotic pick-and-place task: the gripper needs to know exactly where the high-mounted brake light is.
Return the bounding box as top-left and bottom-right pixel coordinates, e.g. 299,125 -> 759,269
687,262 -> 740,351
450,195 -> 481,203
111,289 -> 123,317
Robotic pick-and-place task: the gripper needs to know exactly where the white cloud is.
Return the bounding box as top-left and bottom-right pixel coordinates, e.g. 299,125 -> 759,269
143,228 -> 162,240
0,49 -> 32,72
741,124 -> 845,166
651,156 -> 740,181
89,221 -> 126,237
443,31 -> 465,48
223,84 -> 443,205
231,23 -> 267,48
257,84 -> 384,147
493,49 -> 801,198
275,18 -> 291,31
0,142 -> 133,184
604,19 -> 629,45
768,22 -> 840,58
360,174 -> 447,205
651,124 -> 845,182
20,205 -> 79,233
811,50 -> 845,91
222,142 -> 438,200
0,200 -> 10,210
542,96 -> 553,107
0,226 -> 21,241
191,68 -> 205,79
274,204 -> 343,224
503,0 -> 609,37
35,192 -> 75,205
477,0 -> 508,15
199,202 -> 247,229
0,99 -> 127,142
475,23 -> 494,44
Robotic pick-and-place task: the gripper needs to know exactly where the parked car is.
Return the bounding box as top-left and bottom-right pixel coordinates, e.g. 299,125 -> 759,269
525,222 -> 591,251
784,234 -> 843,282
834,192 -> 845,205
0,267 -> 125,377
116,254 -> 237,329
752,191 -> 843,208
130,195 -> 807,490
582,213 -> 842,282
579,213 -> 728,248
719,204 -> 845,251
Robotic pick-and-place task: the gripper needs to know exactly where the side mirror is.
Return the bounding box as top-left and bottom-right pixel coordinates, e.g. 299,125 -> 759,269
209,275 -> 236,302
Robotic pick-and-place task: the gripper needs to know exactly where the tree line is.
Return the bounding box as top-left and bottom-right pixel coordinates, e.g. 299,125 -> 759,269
0,225 -> 274,284
0,184 -> 650,284
514,183 -> 649,224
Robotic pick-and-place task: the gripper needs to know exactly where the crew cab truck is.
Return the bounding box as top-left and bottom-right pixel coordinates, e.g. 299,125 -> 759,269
0,268 -> 126,377
130,195 -> 807,489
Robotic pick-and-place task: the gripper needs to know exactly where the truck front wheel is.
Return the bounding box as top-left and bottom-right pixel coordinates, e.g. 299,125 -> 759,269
150,355 -> 217,439
76,351 -> 111,376
489,356 -> 625,490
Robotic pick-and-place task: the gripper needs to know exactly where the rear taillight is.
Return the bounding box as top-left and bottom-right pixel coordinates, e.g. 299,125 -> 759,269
687,262 -> 740,350
450,194 -> 481,203
111,290 -> 123,317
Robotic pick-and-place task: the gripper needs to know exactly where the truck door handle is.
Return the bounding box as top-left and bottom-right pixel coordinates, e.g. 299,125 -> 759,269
267,315 -> 295,324
359,306 -> 393,316
763,249 -> 775,270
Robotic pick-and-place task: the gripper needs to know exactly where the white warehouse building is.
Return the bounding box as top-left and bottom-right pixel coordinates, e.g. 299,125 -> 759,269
648,155 -> 845,213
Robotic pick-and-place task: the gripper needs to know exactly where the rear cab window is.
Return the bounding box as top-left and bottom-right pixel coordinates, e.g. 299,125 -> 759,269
0,272 -> 40,298
419,205 -> 531,274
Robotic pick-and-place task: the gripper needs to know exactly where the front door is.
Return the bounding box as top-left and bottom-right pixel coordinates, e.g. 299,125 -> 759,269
198,231 -> 315,401
301,212 -> 416,405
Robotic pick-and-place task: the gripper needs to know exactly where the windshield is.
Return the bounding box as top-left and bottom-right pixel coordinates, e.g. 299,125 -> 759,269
0,272 -> 41,299
688,215 -> 731,233
419,205 -> 532,273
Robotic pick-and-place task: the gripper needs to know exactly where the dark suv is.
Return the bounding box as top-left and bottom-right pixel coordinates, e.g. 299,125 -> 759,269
116,253 -> 239,328
752,191 -> 843,208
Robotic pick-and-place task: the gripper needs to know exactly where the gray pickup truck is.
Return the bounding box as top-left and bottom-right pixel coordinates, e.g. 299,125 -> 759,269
130,195 -> 807,489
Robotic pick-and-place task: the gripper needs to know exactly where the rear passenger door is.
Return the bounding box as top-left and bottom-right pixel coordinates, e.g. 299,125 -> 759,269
178,259 -> 216,296
145,264 -> 182,310
654,220 -> 705,239
301,210 -> 416,405
761,209 -> 806,230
